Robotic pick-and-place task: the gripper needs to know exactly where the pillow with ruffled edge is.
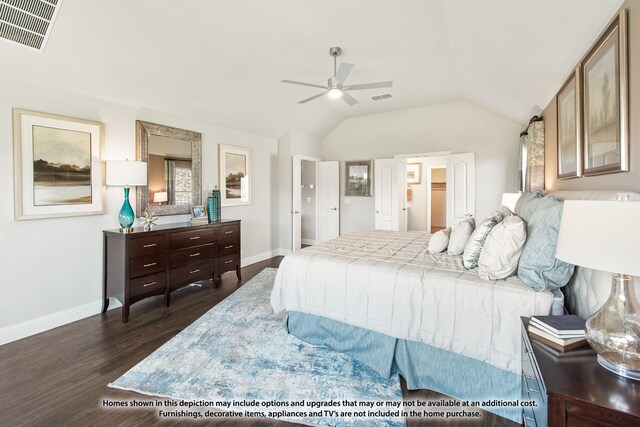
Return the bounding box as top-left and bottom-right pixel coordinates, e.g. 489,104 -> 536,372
517,199 -> 575,291
462,215 -> 501,269
514,191 -> 542,222
478,215 -> 527,280
428,227 -> 451,254
447,218 -> 475,256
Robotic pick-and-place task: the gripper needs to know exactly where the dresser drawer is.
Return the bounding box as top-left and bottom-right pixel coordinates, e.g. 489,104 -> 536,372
130,271 -> 166,298
217,253 -> 239,274
170,243 -> 215,268
216,239 -> 239,257
170,228 -> 214,251
215,223 -> 240,242
129,254 -> 168,278
130,235 -> 166,258
170,259 -> 214,289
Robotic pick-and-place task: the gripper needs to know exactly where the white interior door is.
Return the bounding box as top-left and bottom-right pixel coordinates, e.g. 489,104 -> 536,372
292,157 -> 302,251
317,161 -> 339,243
446,153 -> 475,226
374,158 -> 407,231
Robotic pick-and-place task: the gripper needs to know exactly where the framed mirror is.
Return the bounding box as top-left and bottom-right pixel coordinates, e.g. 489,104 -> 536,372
136,120 -> 202,216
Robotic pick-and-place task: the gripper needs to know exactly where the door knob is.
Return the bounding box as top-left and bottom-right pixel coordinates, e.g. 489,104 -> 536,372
376,210 -> 380,213
330,207 -> 337,211
294,211 -> 300,214
402,208 -> 407,211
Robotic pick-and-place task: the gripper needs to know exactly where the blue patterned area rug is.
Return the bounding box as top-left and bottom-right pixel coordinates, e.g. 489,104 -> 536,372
109,268 -> 404,426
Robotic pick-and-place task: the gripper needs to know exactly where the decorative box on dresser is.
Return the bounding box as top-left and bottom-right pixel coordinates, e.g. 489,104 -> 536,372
103,219 -> 241,322
521,317 -> 640,427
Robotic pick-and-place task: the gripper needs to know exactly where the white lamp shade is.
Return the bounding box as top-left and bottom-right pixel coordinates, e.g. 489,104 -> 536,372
153,191 -> 168,203
556,200 -> 640,277
501,193 -> 521,211
106,160 -> 147,186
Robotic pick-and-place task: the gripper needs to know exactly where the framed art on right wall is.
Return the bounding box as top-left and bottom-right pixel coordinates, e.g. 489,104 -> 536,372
582,9 -> 629,176
557,67 -> 582,179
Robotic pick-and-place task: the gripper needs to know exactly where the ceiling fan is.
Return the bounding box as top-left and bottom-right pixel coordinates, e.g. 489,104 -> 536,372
282,47 -> 393,106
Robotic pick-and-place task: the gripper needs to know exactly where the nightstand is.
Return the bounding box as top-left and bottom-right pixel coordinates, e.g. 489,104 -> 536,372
521,317 -> 640,427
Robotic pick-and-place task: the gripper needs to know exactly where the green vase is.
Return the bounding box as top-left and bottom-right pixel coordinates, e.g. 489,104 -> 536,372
118,187 -> 135,230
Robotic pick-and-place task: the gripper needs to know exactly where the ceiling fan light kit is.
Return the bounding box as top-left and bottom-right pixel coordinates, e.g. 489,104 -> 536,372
282,46 -> 393,106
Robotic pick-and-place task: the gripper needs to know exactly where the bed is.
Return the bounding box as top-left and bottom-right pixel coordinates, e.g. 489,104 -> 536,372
270,190 -> 640,423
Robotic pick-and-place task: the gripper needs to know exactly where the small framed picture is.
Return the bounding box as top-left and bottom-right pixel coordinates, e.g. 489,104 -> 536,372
406,162 -> 422,184
191,204 -> 207,221
345,160 -> 372,197
556,67 -> 582,179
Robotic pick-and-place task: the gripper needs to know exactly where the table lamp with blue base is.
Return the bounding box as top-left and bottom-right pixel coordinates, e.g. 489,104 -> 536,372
106,160 -> 147,233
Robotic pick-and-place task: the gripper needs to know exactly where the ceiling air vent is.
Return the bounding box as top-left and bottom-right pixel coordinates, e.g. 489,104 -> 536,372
0,0 -> 63,52
370,93 -> 393,101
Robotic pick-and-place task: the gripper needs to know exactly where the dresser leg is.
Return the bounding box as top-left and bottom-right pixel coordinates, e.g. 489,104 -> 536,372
102,297 -> 110,313
236,264 -> 242,281
122,305 -> 130,323
165,292 -> 171,307
213,275 -> 221,289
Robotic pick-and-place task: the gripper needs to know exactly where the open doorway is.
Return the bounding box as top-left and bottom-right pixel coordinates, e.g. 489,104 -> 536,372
405,156 -> 447,232
300,160 -> 316,247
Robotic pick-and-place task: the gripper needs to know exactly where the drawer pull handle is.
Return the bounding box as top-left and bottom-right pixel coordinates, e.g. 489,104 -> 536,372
224,245 -> 233,249
143,281 -> 157,287
189,253 -> 201,257
143,262 -> 157,268
225,260 -> 233,264
525,374 -> 534,380
224,231 -> 234,234
189,236 -> 201,240
523,415 -> 534,427
526,385 -> 539,394
143,243 -> 158,248
189,269 -> 201,274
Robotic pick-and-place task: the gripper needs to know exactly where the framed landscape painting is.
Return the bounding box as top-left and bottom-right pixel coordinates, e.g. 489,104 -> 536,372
406,162 -> 422,184
556,68 -> 582,179
219,144 -> 251,206
345,160 -> 372,197
13,109 -> 104,220
582,10 -> 629,176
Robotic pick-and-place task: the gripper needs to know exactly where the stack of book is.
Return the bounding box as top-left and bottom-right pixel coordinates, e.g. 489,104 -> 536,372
528,315 -> 588,352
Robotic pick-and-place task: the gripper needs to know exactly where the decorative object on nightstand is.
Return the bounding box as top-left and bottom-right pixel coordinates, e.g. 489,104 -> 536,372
106,160 -> 147,233
207,186 -> 221,223
556,198 -> 640,380
140,210 -> 158,231
521,317 -> 640,427
528,315 -> 587,352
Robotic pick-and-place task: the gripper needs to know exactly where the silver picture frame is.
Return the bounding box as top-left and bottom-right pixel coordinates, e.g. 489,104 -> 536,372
556,67 -> 582,179
582,9 -> 628,176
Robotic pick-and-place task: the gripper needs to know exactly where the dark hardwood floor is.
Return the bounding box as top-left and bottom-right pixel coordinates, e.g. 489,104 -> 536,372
0,257 -> 515,427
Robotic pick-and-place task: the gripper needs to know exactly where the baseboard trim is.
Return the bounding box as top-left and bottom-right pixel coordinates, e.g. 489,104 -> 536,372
2,249 -> 284,346
0,299 -> 120,346
301,239 -> 316,245
240,249 -> 283,267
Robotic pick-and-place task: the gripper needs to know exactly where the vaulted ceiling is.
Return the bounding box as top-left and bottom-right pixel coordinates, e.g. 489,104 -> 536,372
0,0 -> 623,139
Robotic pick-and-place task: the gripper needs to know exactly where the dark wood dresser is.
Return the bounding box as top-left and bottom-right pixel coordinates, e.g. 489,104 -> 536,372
103,220 -> 241,322
521,317 -> 640,427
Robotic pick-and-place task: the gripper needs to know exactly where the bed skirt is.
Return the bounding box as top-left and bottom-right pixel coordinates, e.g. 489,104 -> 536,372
287,311 -> 520,423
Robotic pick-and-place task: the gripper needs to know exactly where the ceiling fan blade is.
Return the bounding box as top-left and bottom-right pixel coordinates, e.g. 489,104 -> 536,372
344,81 -> 393,91
341,91 -> 358,106
335,63 -> 354,84
282,80 -> 327,89
298,91 -> 328,104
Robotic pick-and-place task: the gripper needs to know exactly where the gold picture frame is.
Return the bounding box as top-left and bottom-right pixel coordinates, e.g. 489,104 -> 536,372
556,67 -> 582,179
406,162 -> 422,185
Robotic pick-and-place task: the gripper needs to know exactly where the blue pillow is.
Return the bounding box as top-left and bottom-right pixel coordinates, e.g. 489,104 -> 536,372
517,200 -> 575,291
514,191 -> 541,222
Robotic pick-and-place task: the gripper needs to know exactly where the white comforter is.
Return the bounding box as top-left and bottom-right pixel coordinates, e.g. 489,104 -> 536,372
271,230 -> 555,373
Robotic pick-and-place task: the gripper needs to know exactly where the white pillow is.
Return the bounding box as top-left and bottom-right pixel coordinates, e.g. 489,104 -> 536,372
428,228 -> 451,254
447,218 -> 475,255
462,216 -> 501,269
498,205 -> 513,219
478,215 -> 527,280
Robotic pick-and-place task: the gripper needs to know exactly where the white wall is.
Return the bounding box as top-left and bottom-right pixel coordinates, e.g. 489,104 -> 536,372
301,160 -> 316,242
322,101 -> 523,234
277,129 -> 322,252
0,77 -> 278,343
